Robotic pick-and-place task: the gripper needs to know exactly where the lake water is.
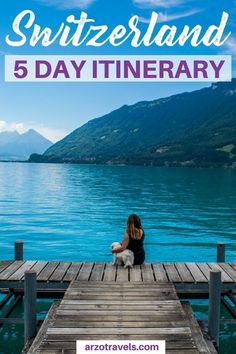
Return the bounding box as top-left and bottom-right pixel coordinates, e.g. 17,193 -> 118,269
0,163 -> 236,262
0,162 -> 236,353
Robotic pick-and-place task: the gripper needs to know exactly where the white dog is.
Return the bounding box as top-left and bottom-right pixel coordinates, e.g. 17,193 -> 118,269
111,242 -> 134,268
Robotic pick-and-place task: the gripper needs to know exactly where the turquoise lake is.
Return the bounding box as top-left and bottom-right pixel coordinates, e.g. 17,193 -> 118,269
0,162 -> 236,353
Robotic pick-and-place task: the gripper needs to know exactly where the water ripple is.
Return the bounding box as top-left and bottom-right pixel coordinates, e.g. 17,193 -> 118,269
0,163 -> 236,262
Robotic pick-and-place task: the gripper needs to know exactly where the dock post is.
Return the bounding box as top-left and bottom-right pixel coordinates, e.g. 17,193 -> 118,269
208,270 -> 221,349
24,271 -> 37,344
15,240 -> 23,261
217,243 -> 225,262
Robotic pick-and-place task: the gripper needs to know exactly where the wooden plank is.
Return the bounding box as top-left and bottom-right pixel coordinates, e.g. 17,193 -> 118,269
30,261 -> 48,276
63,262 -> 82,282
152,263 -> 168,282
49,262 -> 71,282
26,301 -> 60,354
68,287 -> 175,293
62,294 -> 177,301
47,327 -> 191,335
71,280 -> 173,287
61,300 -> 179,305
185,263 -> 207,283
57,300 -> 182,309
196,263 -> 212,281
219,263 -> 236,282
60,307 -> 183,313
168,351 -> 199,354
56,308 -> 186,316
68,286 -> 175,293
55,314 -> 186,322
64,288 -> 173,295
0,261 -> 24,280
90,263 -> 105,281
52,320 -> 188,328
141,263 -> 155,282
230,263 -> 236,272
35,351 -> 75,354
66,284 -> 177,300
182,301 -> 217,353
129,265 -> 142,282
37,262 -> 60,281
164,263 -> 182,282
71,281 -> 173,288
9,261 -> 36,281
76,263 -> 94,281
116,265 -> 129,282
103,263 -> 117,282
208,263 -> 233,283
169,351 -> 200,354
0,261 -> 13,274
175,263 -> 194,283
60,299 -> 180,307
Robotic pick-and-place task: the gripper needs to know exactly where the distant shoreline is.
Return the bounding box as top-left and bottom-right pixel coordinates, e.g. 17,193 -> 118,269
0,159 -> 235,169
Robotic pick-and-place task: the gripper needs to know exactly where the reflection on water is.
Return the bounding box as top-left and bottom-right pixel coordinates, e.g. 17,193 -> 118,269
0,295 -> 54,354
0,163 -> 235,262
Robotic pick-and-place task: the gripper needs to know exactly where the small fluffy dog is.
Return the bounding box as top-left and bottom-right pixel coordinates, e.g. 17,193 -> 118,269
111,242 -> 134,268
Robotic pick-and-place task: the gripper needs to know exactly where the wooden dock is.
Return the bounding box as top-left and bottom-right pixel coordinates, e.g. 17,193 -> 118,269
26,281 -> 216,354
1,260 -> 236,292
2,249 -> 236,354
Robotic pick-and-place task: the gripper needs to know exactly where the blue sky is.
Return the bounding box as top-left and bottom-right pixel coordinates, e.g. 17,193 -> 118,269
0,0 -> 235,141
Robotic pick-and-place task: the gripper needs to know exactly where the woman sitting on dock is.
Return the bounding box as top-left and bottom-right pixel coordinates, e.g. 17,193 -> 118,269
112,214 -> 145,265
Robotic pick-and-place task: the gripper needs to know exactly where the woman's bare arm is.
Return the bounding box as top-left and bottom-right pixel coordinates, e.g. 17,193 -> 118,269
112,232 -> 129,253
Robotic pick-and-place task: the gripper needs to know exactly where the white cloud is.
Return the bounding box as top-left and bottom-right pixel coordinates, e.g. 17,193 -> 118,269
35,0 -> 96,9
133,0 -> 203,23
0,120 -> 67,142
139,8 -> 202,23
35,126 -> 68,142
0,121 -> 25,133
133,0 -> 190,9
222,37 -> 236,54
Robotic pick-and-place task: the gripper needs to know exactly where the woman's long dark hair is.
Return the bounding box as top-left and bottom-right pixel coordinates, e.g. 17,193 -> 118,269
127,214 -> 143,240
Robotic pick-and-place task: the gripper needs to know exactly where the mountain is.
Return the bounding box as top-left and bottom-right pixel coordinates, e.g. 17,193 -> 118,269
31,80 -> 236,167
0,129 -> 53,161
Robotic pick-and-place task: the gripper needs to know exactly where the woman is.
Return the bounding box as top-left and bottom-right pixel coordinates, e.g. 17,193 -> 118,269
112,214 -> 145,265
